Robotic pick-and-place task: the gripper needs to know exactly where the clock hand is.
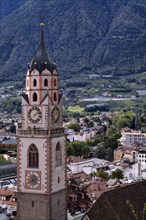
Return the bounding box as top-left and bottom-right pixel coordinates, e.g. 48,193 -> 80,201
32,176 -> 35,182
32,175 -> 37,184
32,112 -> 38,118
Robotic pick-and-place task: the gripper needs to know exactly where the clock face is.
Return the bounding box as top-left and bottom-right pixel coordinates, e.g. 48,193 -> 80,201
51,106 -> 60,123
27,106 -> 42,123
25,170 -> 41,190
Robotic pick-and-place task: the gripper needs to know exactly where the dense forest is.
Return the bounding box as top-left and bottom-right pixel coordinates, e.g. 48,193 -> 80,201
0,0 -> 146,83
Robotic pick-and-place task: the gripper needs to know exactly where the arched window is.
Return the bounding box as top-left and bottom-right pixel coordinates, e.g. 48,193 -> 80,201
44,79 -> 48,87
54,92 -> 57,101
28,144 -> 39,168
56,142 -> 61,167
33,92 -> 37,102
33,79 -> 37,87
54,78 -> 57,86
58,177 -> 60,184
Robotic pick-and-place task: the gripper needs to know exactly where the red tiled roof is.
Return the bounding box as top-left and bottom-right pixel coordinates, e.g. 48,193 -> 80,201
0,188 -> 16,207
0,188 -> 14,196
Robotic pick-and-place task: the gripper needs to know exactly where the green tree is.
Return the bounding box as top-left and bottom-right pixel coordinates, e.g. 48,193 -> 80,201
97,169 -> 109,180
87,121 -> 94,128
68,123 -> 80,132
105,147 -> 113,162
104,135 -> 119,150
112,112 -> 135,130
0,155 -> 9,163
113,132 -> 122,140
10,124 -> 16,133
86,139 -> 95,146
72,112 -> 80,119
0,97 -> 21,114
67,143 -> 75,156
84,117 -> 89,125
95,133 -> 106,144
90,172 -> 97,179
117,118 -> 130,130
110,169 -> 124,179
67,141 -> 90,157
95,146 -> 106,159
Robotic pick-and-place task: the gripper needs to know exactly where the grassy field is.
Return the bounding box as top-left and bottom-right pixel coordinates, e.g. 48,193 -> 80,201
68,105 -> 84,113
86,88 -> 99,95
133,72 -> 146,79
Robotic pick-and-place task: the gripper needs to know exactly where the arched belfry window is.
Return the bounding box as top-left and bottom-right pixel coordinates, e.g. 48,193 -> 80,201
54,78 -> 57,86
54,92 -> 57,102
56,142 -> 61,167
33,92 -> 37,102
28,144 -> 39,168
44,79 -> 48,87
33,79 -> 37,87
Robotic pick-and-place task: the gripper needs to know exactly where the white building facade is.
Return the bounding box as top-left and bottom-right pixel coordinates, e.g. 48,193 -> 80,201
126,133 -> 146,146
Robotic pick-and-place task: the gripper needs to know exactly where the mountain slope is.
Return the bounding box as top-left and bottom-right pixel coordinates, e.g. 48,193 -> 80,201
0,0 -> 146,83
0,0 -> 27,19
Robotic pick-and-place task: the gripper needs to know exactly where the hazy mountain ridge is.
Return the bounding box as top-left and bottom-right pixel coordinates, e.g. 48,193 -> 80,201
0,0 -> 146,83
0,0 -> 27,19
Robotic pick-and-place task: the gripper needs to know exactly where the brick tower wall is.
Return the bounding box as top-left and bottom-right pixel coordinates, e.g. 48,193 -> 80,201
17,189 -> 67,220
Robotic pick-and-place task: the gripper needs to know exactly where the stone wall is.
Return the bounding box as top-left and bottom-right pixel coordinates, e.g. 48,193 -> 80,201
17,190 -> 67,220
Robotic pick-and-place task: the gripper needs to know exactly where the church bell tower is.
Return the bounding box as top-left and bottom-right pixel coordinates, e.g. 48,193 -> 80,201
17,27 -> 67,220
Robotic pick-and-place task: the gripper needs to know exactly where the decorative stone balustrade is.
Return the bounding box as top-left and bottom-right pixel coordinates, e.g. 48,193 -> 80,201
17,128 -> 65,137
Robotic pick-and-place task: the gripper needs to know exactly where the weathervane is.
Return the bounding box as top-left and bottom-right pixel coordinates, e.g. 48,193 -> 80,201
40,14 -> 45,29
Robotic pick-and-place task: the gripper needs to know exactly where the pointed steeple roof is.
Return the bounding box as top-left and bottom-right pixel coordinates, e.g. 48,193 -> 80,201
29,29 -> 56,74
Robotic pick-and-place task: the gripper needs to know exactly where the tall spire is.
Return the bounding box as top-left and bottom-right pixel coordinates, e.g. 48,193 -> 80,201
29,24 -> 55,74
38,23 -> 46,53
40,29 -> 45,49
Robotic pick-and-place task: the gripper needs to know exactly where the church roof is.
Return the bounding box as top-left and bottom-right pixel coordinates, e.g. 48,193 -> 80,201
29,30 -> 56,74
82,180 -> 146,220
